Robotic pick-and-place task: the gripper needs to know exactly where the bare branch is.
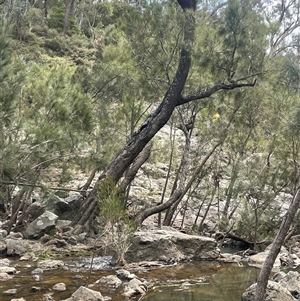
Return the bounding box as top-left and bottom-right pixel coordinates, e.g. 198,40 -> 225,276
177,78 -> 257,105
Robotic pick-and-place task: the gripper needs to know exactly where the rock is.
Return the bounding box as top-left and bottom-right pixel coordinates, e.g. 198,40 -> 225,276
54,199 -> 71,214
0,240 -> 6,254
125,228 -> 219,263
65,192 -> 83,207
94,275 -> 122,289
54,193 -> 83,220
0,266 -> 17,274
0,229 -> 8,240
31,268 -> 44,274
61,286 -> 105,301
31,286 -> 42,292
20,253 -> 38,261
123,278 -> 147,297
56,219 -> 72,231
6,232 -> 23,239
273,271 -> 300,297
11,298 -> 26,301
23,202 -> 46,223
242,281 -> 295,301
25,211 -> 58,239
248,246 -> 288,269
0,258 -> 10,266
44,238 -> 67,248
5,238 -> 30,256
0,272 -> 13,281
78,232 -> 87,242
43,293 -> 55,301
53,282 -> 66,291
3,288 -> 17,295
39,259 -> 64,270
67,236 -> 77,245
32,275 -> 41,281
116,269 -> 136,280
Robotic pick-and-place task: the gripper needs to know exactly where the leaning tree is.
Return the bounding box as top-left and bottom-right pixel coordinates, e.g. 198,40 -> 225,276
71,0 -> 264,233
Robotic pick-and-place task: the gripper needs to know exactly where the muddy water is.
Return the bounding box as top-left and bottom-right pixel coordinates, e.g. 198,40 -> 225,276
0,257 -> 260,301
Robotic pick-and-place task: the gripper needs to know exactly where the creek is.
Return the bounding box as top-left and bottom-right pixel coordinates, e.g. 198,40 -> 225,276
0,255 -> 260,301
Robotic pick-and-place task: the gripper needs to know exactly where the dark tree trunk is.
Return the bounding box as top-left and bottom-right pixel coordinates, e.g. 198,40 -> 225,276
44,0 -> 48,18
71,12 -> 196,232
253,187 -> 300,301
71,7 -> 256,233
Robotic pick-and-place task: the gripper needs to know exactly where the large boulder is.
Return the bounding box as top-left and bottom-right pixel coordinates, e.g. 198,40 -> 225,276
24,211 -> 58,239
53,193 -> 83,220
242,281 -> 295,301
125,228 -> 219,263
248,245 -> 289,269
23,193 -> 82,223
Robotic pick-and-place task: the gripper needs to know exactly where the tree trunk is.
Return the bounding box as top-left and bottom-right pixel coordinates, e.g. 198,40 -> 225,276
71,5 -> 256,233
253,187 -> 300,301
63,0 -> 75,35
71,11 -> 196,232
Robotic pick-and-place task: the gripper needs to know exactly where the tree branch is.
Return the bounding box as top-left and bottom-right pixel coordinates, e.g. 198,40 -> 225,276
177,79 -> 257,105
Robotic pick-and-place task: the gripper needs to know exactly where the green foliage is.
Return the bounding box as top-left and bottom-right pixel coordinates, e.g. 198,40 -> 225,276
0,20 -> 24,186
47,5 -> 79,35
96,178 -> 135,265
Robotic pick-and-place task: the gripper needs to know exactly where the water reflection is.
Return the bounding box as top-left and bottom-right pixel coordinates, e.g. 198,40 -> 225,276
0,258 -> 260,301
142,262 -> 260,301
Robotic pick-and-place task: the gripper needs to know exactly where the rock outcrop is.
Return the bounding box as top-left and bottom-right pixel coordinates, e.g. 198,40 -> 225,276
25,211 -> 58,239
242,270 -> 300,301
242,281 -> 295,301
125,228 -> 219,263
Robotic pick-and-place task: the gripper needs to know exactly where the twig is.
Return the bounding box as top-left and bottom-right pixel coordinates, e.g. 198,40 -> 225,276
1,181 -> 87,193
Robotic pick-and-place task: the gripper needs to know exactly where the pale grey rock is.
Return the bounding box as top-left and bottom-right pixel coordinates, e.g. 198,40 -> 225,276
3,288 -> 17,295
53,282 -> 66,291
0,240 -> 6,254
123,278 -> 147,297
64,192 -> 83,207
78,232 -> 87,242
25,211 -> 58,239
32,274 -> 40,281
125,229 -> 219,263
0,229 -> 7,240
0,272 -> 13,281
6,232 -> 23,239
0,258 -> 10,266
31,268 -> 43,274
42,294 -> 55,301
23,202 -> 46,223
242,281 -> 295,301
61,286 -> 105,301
116,269 -> 136,280
94,275 -> 122,289
0,266 -> 16,274
10,298 -> 26,301
273,271 -> 300,298
39,259 -> 64,270
5,238 -> 29,255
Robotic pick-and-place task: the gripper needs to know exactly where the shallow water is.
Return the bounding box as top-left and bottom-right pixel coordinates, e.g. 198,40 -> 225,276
0,257 -> 260,301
